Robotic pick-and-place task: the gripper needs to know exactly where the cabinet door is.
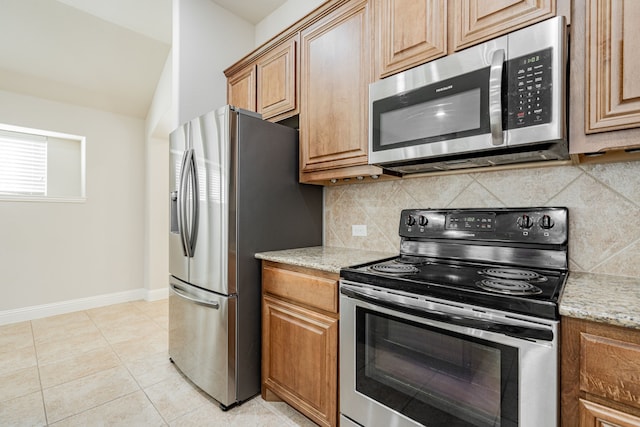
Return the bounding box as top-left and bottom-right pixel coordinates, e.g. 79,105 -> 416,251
300,0 -> 371,173
262,295 -> 338,427
569,0 -> 640,155
375,0 -> 447,78
257,35 -> 298,120
585,0 -> 640,134
227,65 -> 256,112
580,399 -> 640,427
451,0 -> 555,51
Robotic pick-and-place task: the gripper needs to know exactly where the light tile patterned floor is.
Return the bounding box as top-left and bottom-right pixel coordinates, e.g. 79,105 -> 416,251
0,299 -> 317,426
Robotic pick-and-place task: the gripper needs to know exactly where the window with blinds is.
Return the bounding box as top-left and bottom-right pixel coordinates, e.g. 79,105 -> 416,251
0,130 -> 47,196
0,124 -> 85,201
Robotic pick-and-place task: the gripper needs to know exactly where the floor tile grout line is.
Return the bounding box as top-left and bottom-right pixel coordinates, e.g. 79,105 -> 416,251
4,299 -> 310,426
39,305 -> 145,425
28,318 -> 50,426
89,301 -> 174,426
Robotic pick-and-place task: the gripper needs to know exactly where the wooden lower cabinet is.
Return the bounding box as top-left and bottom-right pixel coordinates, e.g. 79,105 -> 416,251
580,399 -> 640,427
561,316 -> 640,426
261,262 -> 339,427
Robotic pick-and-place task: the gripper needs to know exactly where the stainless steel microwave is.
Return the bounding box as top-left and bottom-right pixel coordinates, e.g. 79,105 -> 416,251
369,17 -> 568,174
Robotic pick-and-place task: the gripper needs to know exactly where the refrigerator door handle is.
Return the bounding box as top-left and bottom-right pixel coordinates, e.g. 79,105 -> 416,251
187,149 -> 199,257
178,149 -> 192,257
170,283 -> 220,309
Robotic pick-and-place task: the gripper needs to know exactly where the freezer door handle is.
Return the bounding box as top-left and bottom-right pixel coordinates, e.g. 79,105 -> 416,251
170,283 -> 220,309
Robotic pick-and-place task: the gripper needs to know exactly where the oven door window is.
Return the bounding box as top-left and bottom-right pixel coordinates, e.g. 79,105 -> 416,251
371,67 -> 490,152
356,307 -> 518,427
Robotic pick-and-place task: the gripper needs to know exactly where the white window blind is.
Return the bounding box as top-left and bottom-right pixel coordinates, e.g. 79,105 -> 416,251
0,129 -> 47,196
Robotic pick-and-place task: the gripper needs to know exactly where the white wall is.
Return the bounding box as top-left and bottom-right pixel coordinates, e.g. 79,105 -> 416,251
174,0 -> 255,124
144,52 -> 173,296
0,90 -> 145,314
254,0 -> 325,46
139,0 -> 328,300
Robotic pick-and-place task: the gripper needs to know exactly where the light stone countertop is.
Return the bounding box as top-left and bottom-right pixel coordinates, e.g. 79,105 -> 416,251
559,271 -> 640,329
256,246 -> 640,330
255,246 -> 396,274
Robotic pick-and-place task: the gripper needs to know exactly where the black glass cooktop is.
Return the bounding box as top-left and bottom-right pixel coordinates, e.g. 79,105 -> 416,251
340,255 -> 567,320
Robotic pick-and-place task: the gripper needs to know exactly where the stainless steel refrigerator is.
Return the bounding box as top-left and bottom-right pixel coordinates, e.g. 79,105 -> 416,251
168,105 -> 322,409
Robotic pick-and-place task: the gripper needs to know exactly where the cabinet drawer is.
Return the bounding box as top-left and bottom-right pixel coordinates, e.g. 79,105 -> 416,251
580,333 -> 640,409
262,264 -> 338,314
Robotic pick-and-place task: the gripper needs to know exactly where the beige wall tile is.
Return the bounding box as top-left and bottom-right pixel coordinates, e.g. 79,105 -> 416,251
324,162 -> 640,279
550,173 -> 640,270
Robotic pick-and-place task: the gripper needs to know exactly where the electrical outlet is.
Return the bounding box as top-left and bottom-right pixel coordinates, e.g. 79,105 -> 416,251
352,224 -> 367,237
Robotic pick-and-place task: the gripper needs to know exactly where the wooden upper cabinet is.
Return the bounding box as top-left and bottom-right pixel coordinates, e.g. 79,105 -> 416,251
257,35 -> 299,120
451,0 -> 556,51
227,65 -> 256,112
585,0 -> 640,134
570,0 -> 640,156
225,35 -> 299,121
375,0 -> 447,78
300,0 -> 372,175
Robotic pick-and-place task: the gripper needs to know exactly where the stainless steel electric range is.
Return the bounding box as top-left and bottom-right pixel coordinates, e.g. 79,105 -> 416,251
339,207 -> 568,427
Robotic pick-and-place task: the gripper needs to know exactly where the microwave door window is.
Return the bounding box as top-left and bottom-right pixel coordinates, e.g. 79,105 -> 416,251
379,88 -> 481,147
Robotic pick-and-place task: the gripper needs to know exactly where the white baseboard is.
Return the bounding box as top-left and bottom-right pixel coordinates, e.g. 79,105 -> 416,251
0,287 -> 168,326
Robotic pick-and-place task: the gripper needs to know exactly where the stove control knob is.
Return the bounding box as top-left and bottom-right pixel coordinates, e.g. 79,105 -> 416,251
517,214 -> 533,229
418,215 -> 429,227
539,214 -> 554,229
406,215 -> 417,226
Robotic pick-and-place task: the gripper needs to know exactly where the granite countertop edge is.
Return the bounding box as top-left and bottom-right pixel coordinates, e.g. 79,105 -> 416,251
255,246 -> 396,274
256,247 -> 640,330
559,271 -> 640,329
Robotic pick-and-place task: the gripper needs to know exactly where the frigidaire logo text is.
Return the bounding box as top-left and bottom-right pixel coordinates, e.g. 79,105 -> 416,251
435,85 -> 453,93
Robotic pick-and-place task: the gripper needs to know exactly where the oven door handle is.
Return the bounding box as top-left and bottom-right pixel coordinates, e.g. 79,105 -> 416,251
340,287 -> 554,342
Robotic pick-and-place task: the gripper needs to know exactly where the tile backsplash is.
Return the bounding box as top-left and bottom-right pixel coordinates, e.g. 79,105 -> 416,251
325,161 -> 640,279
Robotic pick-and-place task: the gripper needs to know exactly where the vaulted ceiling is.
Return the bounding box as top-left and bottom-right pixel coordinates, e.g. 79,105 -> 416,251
0,0 -> 286,118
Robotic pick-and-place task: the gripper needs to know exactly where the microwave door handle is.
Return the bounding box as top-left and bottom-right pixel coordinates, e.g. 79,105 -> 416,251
489,49 -> 505,146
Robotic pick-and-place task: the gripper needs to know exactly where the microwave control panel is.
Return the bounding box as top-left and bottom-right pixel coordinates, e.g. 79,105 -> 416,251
504,47 -> 553,129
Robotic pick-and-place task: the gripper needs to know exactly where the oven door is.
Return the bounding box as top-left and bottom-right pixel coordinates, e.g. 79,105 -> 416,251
339,281 -> 558,427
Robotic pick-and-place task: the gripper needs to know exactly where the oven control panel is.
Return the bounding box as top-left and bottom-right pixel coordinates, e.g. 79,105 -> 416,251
400,207 -> 568,244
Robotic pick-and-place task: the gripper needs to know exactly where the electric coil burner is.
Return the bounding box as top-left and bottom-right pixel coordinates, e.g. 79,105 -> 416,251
341,207 -> 569,320
339,207 -> 569,427
476,278 -> 543,295
369,263 -> 419,275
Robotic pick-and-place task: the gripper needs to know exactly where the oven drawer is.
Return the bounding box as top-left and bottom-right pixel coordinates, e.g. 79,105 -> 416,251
262,262 -> 338,313
580,333 -> 640,409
